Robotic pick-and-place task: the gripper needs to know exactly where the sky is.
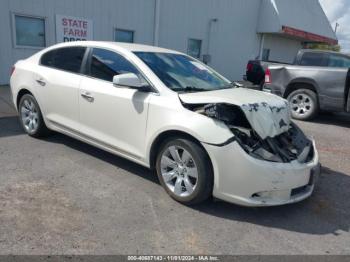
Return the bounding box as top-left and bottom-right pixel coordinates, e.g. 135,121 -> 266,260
319,0 -> 350,53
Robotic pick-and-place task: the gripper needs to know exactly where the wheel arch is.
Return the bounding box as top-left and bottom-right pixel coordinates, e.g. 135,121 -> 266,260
16,89 -> 33,110
283,80 -> 318,99
148,129 -> 213,172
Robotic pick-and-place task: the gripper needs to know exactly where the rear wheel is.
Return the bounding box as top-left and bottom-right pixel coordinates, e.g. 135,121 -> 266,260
287,89 -> 319,120
19,94 -> 50,137
156,138 -> 213,205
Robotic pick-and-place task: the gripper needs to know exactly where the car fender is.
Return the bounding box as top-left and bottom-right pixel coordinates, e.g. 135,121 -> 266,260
10,61 -> 44,112
144,95 -> 234,165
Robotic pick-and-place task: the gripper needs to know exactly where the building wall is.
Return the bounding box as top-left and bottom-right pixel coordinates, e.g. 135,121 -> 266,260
0,0 -> 319,85
157,0 -> 262,80
0,0 -> 264,84
0,0 -> 156,85
263,34 -> 302,63
257,0 -> 336,40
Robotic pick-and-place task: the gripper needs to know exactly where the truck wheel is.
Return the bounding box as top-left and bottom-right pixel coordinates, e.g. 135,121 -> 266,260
287,89 -> 319,121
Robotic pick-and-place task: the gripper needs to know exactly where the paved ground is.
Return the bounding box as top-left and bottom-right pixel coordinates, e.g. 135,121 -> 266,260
0,85 -> 350,255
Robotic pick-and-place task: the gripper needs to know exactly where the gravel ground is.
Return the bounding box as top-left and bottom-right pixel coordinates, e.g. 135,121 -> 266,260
0,85 -> 349,255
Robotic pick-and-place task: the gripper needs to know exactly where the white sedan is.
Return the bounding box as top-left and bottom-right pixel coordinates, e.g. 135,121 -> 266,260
10,41 -> 320,206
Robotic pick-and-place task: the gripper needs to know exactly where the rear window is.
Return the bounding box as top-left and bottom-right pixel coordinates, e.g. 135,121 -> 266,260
41,47 -> 86,73
300,52 -> 328,67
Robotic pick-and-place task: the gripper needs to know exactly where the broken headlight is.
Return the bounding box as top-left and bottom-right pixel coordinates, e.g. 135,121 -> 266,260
230,123 -> 313,163
185,103 -> 313,163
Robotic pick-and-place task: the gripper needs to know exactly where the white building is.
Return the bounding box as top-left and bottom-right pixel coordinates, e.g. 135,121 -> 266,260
0,0 -> 336,85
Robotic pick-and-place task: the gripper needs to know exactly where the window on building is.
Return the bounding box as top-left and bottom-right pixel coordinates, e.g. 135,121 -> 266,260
187,39 -> 202,59
89,48 -> 140,82
300,52 -> 328,67
115,29 -> 134,43
262,48 -> 270,61
14,14 -> 46,47
328,54 -> 350,68
40,47 -> 86,73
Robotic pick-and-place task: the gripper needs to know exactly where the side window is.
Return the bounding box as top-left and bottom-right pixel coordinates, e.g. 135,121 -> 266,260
345,58 -> 350,68
53,47 -> 86,73
89,48 -> 139,82
41,50 -> 56,67
328,54 -> 350,68
41,47 -> 86,73
300,52 -> 328,67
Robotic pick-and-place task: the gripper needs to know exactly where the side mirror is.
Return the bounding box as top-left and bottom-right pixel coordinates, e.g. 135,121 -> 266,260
113,73 -> 151,92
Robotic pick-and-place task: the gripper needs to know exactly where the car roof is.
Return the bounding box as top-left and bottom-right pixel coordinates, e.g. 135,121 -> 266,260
48,41 -> 182,54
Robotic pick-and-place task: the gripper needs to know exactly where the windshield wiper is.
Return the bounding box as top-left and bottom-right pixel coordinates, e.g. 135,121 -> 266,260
232,81 -> 243,87
220,81 -> 243,89
180,86 -> 208,93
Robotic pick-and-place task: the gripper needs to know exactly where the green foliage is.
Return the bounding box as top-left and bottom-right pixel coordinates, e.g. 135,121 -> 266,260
306,43 -> 341,52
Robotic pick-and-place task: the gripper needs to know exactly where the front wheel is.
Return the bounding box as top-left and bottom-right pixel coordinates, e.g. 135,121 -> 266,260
156,138 -> 213,205
287,89 -> 319,121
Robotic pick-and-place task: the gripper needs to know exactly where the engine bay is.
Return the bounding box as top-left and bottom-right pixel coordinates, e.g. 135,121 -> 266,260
185,103 -> 313,163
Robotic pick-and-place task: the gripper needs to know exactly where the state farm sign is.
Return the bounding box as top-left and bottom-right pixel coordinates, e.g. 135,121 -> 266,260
56,15 -> 93,42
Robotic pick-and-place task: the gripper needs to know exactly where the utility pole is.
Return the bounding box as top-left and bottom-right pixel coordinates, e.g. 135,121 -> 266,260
335,22 -> 339,34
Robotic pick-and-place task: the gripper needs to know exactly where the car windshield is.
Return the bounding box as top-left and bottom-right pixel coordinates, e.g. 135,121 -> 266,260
134,52 -> 231,92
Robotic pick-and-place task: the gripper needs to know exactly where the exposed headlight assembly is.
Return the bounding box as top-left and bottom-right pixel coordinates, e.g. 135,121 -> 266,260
185,102 -> 313,163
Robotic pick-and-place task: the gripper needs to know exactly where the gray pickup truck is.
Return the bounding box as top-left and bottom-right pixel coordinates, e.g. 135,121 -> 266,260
246,50 -> 350,120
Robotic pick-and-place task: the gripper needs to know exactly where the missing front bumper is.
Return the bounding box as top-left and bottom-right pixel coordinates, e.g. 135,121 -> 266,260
203,140 -> 320,207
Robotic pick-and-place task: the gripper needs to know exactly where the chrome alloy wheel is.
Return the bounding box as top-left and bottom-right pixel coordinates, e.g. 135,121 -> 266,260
290,93 -> 314,117
160,146 -> 198,197
20,98 -> 39,133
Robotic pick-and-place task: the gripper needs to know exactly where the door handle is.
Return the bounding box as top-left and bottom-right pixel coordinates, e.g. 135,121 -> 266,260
81,92 -> 94,102
36,78 -> 46,86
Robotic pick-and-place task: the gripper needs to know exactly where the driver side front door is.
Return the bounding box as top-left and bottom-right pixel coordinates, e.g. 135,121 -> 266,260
79,48 -> 152,161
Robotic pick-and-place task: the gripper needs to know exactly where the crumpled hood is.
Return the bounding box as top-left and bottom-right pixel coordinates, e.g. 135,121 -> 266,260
179,88 -> 291,139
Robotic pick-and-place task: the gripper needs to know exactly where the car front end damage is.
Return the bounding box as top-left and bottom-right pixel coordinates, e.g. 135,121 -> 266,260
180,88 -> 320,206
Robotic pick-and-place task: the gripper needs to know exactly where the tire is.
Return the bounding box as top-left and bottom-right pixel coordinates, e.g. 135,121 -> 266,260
156,138 -> 213,205
287,89 -> 319,121
18,94 -> 50,138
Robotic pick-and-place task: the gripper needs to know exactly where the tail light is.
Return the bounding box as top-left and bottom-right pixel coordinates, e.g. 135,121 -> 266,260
264,68 -> 272,84
246,63 -> 253,72
10,66 -> 15,77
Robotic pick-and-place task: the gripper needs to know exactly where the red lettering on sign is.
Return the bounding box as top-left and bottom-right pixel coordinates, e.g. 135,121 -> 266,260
59,16 -> 90,41
63,18 -> 87,28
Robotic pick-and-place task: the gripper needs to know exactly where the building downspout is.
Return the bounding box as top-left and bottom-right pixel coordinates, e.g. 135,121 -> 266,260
153,0 -> 161,46
258,33 -> 265,60
256,0 -> 264,59
204,18 -> 218,64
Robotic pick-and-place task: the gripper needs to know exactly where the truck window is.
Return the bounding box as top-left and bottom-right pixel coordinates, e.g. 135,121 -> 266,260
328,54 -> 350,68
300,52 -> 328,67
328,54 -> 343,68
345,58 -> 350,68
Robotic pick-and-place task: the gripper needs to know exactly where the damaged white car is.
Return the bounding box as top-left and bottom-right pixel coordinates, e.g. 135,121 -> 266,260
10,41 -> 320,206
